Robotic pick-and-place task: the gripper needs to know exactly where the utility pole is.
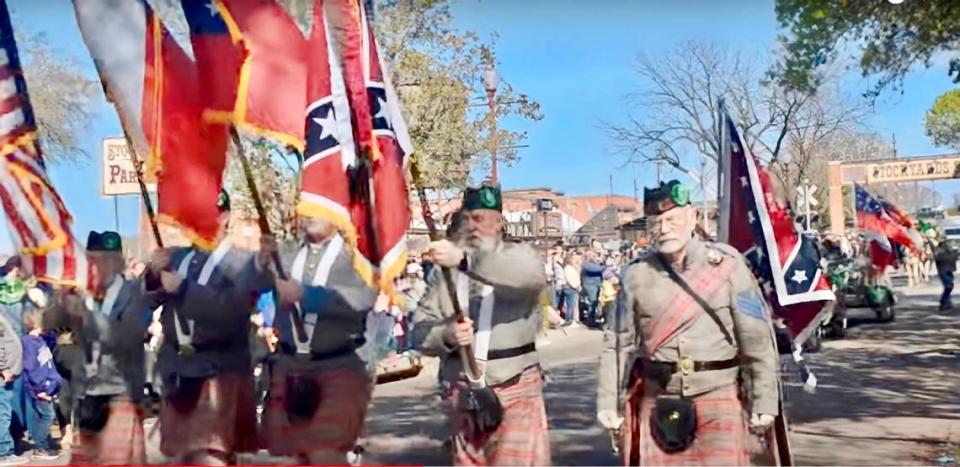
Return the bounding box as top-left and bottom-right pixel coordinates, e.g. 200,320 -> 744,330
608,174 -> 613,205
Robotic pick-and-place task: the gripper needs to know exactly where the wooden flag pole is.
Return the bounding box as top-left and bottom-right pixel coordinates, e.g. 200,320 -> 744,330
409,159 -> 483,381
229,127 -> 308,343
120,133 -> 163,248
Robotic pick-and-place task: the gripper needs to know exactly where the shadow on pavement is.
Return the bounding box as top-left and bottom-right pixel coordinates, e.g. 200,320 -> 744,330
362,360 -> 620,466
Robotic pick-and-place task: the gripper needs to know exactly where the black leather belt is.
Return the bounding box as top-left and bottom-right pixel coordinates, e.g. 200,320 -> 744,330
305,337 -> 367,361
190,340 -> 234,353
487,343 -> 536,360
633,356 -> 741,388
651,356 -> 741,374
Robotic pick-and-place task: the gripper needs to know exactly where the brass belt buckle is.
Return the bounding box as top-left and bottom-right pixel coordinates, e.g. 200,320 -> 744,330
178,344 -> 196,356
679,357 -> 694,376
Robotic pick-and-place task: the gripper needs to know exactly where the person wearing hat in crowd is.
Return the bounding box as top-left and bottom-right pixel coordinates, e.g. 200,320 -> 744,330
42,231 -> 157,465
267,210 -> 378,464
596,180 -> 780,465
145,189 -> 277,465
0,255 -> 46,457
412,183 -> 551,466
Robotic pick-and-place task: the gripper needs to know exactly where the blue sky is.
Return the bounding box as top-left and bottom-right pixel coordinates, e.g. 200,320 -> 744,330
0,0 -> 957,255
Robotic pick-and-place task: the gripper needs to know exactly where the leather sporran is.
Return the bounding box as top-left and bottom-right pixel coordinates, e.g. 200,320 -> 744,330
651,396 -> 697,453
284,372 -> 322,422
459,386 -> 503,435
77,395 -> 113,434
167,375 -> 206,414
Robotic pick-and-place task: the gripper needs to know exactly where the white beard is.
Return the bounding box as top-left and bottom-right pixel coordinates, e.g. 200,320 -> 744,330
656,238 -> 686,254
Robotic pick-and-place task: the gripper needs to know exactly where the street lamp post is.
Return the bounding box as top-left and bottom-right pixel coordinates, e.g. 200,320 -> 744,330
483,65 -> 500,184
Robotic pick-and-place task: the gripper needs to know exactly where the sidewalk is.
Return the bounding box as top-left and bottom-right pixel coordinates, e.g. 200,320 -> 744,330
787,282 -> 960,465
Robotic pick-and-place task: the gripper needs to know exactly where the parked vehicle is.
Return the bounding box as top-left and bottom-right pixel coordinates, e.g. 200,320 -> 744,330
827,258 -> 896,323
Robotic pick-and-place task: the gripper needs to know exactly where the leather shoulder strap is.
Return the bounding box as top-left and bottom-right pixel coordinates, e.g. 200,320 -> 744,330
654,253 -> 735,345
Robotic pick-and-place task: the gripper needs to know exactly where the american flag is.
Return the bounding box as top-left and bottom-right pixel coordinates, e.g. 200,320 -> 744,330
0,0 -> 86,287
717,101 -> 834,342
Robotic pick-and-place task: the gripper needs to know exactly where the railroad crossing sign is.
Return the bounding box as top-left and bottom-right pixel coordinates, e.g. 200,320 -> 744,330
798,181 -> 818,231
797,184 -> 818,208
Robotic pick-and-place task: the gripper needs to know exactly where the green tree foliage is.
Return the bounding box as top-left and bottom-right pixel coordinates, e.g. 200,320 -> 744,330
375,0 -> 542,189
925,88 -> 960,150
771,0 -> 960,96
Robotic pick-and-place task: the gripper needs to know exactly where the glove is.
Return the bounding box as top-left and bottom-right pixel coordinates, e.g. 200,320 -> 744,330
26,287 -> 47,308
597,410 -> 623,430
749,413 -> 775,434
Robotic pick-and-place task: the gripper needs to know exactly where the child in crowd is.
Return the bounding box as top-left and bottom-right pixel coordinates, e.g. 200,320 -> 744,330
21,311 -> 61,461
598,268 -> 619,327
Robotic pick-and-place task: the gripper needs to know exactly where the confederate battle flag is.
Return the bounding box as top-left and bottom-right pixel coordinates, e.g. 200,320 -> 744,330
717,101 -> 835,343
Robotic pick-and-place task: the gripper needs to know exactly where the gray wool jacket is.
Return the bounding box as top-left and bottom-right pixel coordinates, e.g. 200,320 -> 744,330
0,312 -> 21,377
412,239 -> 547,387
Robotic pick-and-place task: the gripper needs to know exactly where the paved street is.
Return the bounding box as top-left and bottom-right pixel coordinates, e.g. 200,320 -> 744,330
357,281 -> 959,466
36,280 -> 960,466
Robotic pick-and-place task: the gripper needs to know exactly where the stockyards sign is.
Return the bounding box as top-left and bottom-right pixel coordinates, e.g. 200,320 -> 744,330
101,137 -> 155,196
865,157 -> 960,184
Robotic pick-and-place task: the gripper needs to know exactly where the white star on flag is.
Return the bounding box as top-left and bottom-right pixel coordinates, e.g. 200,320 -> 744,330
206,1 -> 219,16
754,244 -> 764,260
740,176 -> 748,187
791,269 -> 808,284
312,110 -> 336,141
374,97 -> 388,121
748,211 -> 756,224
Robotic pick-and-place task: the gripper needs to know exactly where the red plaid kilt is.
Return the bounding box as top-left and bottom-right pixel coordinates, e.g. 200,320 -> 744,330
622,382 -> 750,466
159,371 -> 258,458
448,366 -> 551,466
262,364 -> 372,458
69,397 -> 146,465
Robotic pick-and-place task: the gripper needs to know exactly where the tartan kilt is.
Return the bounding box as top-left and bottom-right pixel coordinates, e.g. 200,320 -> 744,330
622,382 -> 750,466
448,365 -> 551,466
262,364 -> 372,457
69,397 -> 146,465
159,371 -> 258,457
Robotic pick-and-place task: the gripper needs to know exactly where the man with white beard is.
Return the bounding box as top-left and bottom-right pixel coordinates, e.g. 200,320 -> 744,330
596,180 -> 780,465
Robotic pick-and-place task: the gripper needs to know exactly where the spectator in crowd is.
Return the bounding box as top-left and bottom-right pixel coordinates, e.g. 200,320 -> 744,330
580,251 -> 605,327
562,253 -> 582,326
934,238 -> 959,311
597,268 -> 619,327
20,311 -> 61,461
0,303 -> 22,465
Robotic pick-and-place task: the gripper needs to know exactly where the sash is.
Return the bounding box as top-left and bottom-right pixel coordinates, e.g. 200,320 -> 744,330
643,259 -> 736,355
83,275 -> 124,378
455,273 -> 495,380
173,239 -> 233,347
289,235 -> 343,354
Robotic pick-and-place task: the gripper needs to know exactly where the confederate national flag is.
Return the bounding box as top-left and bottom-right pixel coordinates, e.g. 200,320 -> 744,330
718,102 -> 835,343
856,184 -> 920,254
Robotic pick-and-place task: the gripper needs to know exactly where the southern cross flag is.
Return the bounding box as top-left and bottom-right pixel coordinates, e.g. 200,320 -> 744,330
297,0 -> 412,291
718,102 -> 834,342
0,0 -> 87,287
74,0 -> 229,249
855,185 -> 920,254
